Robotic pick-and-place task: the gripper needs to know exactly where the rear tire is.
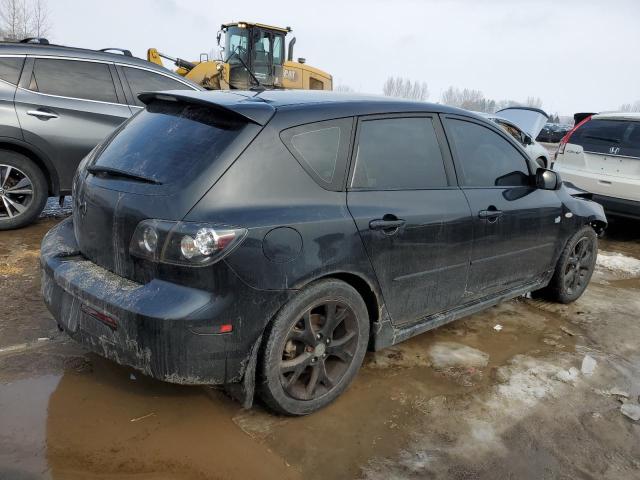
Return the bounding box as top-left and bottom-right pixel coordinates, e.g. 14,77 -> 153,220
533,226 -> 597,303
258,279 -> 369,415
0,151 -> 48,230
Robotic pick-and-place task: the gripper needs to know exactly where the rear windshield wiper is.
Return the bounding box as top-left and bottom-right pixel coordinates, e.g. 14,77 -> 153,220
583,134 -> 620,143
87,165 -> 162,185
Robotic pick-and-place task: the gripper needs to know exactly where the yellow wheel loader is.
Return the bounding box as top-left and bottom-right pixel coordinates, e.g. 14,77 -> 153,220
147,22 -> 332,91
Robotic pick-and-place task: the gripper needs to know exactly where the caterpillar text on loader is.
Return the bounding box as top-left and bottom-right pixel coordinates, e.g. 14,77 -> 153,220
147,22 -> 332,91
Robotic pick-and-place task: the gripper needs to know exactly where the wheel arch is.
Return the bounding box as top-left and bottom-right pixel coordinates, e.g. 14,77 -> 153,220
312,271 -> 381,328
0,140 -> 59,195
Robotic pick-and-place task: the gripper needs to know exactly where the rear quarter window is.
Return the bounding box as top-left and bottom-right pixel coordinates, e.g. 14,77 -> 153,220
280,118 -> 354,191
571,119 -> 640,158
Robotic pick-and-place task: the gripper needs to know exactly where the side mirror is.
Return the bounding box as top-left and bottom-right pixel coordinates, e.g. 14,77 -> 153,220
216,31 -> 222,46
523,134 -> 533,145
536,168 -> 561,190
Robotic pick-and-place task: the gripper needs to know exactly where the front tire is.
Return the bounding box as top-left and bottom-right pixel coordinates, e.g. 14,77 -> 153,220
258,279 -> 369,415
0,151 -> 48,230
534,226 -> 597,303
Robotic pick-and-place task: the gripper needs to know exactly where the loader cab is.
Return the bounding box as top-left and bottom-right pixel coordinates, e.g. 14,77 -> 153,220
222,22 -> 287,89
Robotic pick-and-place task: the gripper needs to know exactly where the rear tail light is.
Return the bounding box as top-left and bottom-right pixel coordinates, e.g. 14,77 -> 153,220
557,115 -> 592,157
129,220 -> 247,266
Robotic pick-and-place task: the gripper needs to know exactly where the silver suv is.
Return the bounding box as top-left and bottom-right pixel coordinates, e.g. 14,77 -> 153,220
0,39 -> 202,229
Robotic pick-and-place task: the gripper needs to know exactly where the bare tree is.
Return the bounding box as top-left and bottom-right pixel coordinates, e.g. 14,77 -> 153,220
525,96 -> 543,108
1,0 -> 23,39
0,0 -> 50,40
619,101 -> 640,112
334,84 -> 355,93
441,86 -> 491,112
31,0 -> 50,37
383,76 -> 428,101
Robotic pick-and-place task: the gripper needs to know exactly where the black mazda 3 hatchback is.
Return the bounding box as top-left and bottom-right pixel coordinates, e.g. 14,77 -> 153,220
41,90 -> 607,415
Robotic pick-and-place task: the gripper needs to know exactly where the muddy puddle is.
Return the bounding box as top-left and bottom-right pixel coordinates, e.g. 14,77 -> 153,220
0,297 -> 579,480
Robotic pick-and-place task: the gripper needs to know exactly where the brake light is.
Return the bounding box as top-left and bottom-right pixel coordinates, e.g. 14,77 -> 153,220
557,115 -> 592,157
129,220 -> 247,267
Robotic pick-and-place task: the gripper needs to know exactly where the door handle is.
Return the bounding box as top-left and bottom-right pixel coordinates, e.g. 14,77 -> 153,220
478,207 -> 503,219
369,218 -> 406,231
27,110 -> 59,119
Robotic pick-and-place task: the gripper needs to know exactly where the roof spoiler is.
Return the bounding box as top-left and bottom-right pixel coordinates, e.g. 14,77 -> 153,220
137,91 -> 276,126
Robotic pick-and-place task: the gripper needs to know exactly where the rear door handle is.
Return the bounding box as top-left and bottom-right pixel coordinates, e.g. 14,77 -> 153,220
27,109 -> 59,119
478,208 -> 503,219
369,218 -> 406,230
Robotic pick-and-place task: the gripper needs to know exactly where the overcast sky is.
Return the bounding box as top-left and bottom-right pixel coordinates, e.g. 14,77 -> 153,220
49,0 -> 639,116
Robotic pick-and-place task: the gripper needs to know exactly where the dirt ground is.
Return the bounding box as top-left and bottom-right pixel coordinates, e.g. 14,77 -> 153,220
1,210 -> 640,479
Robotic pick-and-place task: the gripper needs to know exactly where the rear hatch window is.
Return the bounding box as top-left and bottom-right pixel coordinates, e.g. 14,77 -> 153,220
570,119 -> 640,158
91,100 -> 246,185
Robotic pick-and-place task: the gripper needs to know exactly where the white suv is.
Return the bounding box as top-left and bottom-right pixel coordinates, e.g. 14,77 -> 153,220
553,112 -> 640,220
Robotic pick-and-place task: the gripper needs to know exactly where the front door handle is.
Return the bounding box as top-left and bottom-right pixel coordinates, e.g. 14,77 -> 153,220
478,207 -> 503,220
27,109 -> 59,119
369,218 -> 406,231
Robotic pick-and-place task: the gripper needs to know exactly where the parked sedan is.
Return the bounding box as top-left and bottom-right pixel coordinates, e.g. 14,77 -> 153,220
41,91 -> 606,415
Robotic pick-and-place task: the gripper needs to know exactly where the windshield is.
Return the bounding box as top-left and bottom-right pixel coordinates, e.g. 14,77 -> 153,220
92,100 -> 246,185
225,26 -> 249,63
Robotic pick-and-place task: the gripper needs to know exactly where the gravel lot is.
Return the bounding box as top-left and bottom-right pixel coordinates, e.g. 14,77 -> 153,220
1,212 -> 639,479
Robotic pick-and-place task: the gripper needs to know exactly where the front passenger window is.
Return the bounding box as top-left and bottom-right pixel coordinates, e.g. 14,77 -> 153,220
447,119 -> 530,187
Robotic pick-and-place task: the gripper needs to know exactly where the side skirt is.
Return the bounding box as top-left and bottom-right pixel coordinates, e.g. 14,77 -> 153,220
372,279 -> 548,351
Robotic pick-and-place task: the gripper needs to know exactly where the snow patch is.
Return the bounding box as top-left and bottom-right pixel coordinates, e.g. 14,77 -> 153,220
596,251 -> 640,277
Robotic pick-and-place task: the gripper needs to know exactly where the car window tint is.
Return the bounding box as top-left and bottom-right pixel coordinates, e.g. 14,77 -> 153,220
447,119 -> 530,187
281,118 -> 353,190
0,57 -> 24,85
571,119 -> 639,157
93,100 -> 245,184
290,126 -> 340,183
122,67 -> 193,106
31,59 -> 118,103
351,117 -> 447,190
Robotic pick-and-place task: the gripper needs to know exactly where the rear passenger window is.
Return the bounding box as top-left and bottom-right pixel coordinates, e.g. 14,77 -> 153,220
281,118 -> 353,190
30,59 -> 118,103
0,57 -> 24,85
122,67 -> 194,106
447,119 -> 530,187
351,117 -> 447,190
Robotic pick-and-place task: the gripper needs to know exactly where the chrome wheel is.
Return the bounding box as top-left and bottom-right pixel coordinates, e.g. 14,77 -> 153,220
0,164 -> 34,219
280,301 -> 359,401
563,237 -> 594,295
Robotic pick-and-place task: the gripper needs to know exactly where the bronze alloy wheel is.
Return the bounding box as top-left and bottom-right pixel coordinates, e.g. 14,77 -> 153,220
279,301 -> 359,401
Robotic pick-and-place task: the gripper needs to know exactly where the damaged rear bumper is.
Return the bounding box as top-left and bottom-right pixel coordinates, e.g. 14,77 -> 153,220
40,217 -> 289,385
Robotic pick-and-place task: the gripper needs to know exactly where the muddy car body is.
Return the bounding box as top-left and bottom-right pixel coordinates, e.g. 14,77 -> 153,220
41,90 -> 607,414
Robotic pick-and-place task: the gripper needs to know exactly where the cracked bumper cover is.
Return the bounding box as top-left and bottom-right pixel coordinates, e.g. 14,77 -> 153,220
40,218 -> 288,385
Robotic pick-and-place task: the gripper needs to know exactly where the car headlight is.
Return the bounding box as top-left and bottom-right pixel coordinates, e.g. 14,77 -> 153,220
129,219 -> 247,266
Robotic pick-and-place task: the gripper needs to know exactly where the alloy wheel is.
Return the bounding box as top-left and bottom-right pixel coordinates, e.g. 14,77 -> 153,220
0,164 -> 34,219
280,301 -> 359,401
563,237 -> 593,295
